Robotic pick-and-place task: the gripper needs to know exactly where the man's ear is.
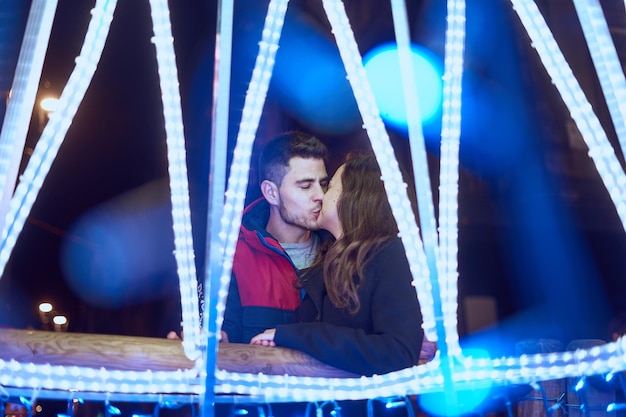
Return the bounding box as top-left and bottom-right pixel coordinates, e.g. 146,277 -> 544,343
261,180 -> 280,206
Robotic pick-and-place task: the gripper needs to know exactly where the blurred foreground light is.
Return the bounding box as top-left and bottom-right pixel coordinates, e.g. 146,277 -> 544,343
40,96 -> 58,112
417,349 -> 494,416
363,43 -> 442,127
60,181 -> 178,308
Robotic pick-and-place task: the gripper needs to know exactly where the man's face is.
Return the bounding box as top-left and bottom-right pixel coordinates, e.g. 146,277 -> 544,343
276,157 -> 328,232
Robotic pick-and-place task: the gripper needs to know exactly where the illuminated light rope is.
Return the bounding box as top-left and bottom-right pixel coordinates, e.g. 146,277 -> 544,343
213,360 -> 448,402
388,0 -> 468,357
388,0 -> 442,346
0,358 -> 203,396
0,0 -> 117,275
2,387 -> 201,405
320,0 -> 436,342
437,0 -> 465,356
213,0 -> 288,343
2,0 -> 626,405
389,0 -> 461,405
0,0 -> 207,397
148,0 -> 201,361
0,0 -> 58,244
207,0 -> 626,402
0,334 -> 624,401
210,337 -> 626,402
572,0 -> 626,157
509,2 -> 626,235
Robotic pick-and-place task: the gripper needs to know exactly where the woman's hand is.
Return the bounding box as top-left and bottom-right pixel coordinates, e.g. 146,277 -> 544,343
250,328 -> 276,346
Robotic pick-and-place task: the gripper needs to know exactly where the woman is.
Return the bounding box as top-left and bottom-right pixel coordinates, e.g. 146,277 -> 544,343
251,154 -> 424,376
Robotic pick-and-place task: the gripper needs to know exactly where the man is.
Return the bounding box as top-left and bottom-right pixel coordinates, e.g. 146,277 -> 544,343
221,131 -> 329,343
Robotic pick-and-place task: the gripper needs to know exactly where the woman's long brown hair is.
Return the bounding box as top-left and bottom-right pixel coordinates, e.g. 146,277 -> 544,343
322,154 -> 414,314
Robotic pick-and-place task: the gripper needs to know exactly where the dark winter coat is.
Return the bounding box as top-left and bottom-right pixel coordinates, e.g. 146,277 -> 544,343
274,238 -> 424,376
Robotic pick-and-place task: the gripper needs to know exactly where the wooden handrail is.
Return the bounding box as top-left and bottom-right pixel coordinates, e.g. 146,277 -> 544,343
0,328 -> 357,377
0,328 -> 436,379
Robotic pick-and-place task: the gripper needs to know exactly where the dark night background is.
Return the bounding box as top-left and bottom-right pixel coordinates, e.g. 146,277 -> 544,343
0,0 -> 625,357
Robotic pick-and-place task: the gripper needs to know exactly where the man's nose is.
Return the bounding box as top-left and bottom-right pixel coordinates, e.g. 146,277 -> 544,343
312,184 -> 324,200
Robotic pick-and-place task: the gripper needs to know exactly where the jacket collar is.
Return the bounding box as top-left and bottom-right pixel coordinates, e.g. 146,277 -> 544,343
241,198 -> 272,237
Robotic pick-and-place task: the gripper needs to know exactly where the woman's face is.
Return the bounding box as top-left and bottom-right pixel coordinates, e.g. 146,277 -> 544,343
318,164 -> 344,239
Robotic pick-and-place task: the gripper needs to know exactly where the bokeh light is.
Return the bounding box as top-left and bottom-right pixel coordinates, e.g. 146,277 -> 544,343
417,350 -> 494,416
60,181 -> 178,309
363,43 -> 442,128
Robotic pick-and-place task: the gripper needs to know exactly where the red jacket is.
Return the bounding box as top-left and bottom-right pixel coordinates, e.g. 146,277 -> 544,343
222,198 -> 301,343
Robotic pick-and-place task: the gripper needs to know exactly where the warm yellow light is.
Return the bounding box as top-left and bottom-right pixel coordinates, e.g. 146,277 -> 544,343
40,96 -> 58,112
38,302 -> 53,313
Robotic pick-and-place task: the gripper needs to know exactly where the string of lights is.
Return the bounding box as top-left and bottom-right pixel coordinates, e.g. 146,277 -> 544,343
389,0 -> 441,346
147,0 -> 201,362
510,0 -> 626,231
437,0 -> 466,357
322,0 -> 435,344
0,0 -> 117,276
0,0 -> 58,246
211,0 -> 289,348
1,0 -> 626,410
572,0 -> 626,157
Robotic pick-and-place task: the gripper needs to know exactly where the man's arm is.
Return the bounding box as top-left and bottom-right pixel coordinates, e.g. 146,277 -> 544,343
221,274 -> 243,343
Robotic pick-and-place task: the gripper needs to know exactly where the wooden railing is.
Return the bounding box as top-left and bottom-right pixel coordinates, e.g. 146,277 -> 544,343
0,328 -> 358,377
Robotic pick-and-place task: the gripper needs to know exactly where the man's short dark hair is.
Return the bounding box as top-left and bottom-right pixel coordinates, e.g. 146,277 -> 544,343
258,131 -> 328,187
